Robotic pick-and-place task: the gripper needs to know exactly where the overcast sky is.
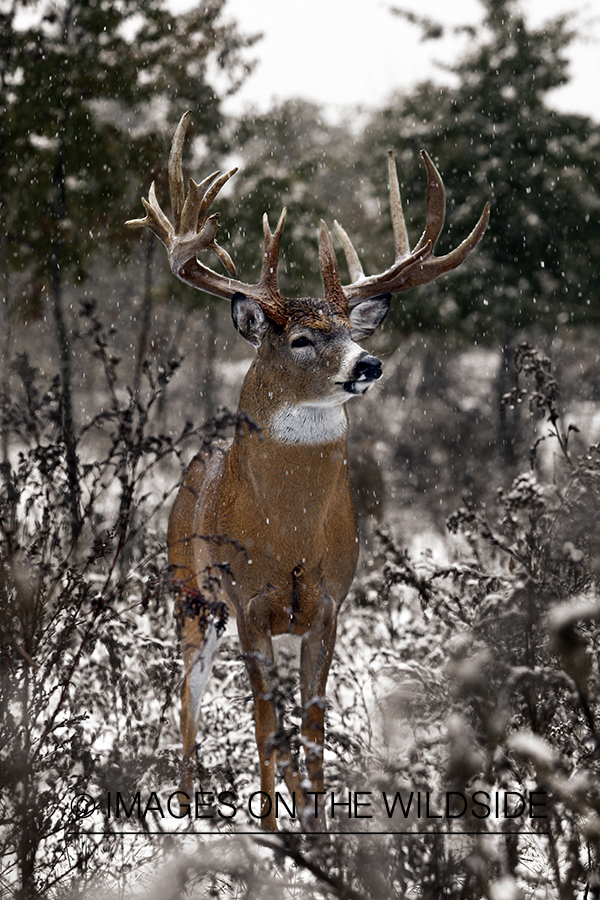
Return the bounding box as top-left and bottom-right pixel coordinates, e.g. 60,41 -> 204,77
214,0 -> 599,122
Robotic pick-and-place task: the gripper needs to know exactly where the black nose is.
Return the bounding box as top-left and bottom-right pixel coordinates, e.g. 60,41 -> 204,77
354,354 -> 382,382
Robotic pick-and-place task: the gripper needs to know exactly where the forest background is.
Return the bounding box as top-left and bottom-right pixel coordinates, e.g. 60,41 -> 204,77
2,0 -> 600,897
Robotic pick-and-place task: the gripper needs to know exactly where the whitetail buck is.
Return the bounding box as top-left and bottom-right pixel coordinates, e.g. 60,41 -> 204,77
127,112 -> 489,831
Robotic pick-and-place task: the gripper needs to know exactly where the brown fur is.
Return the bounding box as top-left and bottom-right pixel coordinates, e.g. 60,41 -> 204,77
169,311 -> 364,831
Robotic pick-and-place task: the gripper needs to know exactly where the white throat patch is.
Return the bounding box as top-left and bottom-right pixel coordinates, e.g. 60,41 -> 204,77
271,402 -> 348,445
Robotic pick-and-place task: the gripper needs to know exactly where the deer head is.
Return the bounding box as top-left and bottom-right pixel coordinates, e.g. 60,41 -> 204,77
128,115 -> 487,343
127,112 -> 489,443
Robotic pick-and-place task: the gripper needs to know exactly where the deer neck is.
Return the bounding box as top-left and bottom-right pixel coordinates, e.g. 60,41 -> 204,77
236,361 -> 349,449
229,365 -> 351,510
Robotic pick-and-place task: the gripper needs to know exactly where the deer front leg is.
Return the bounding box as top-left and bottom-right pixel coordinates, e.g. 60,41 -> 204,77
176,591 -> 222,804
237,614 -> 281,831
237,589 -> 311,831
299,594 -> 337,831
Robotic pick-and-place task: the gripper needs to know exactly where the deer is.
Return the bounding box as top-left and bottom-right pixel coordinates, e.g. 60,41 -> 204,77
126,111 -> 489,832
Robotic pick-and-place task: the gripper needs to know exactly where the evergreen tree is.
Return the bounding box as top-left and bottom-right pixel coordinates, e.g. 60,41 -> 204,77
223,100 -> 356,298
0,0 -> 257,534
360,0 -> 600,340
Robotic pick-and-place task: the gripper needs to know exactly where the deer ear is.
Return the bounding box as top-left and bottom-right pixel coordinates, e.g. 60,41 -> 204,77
349,294 -> 391,341
231,293 -> 269,347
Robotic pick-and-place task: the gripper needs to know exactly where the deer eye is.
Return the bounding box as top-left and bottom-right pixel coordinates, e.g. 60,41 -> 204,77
290,335 -> 313,349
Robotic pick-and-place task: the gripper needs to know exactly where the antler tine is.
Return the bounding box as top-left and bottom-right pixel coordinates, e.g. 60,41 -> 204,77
125,181 -> 175,248
240,209 -> 287,324
387,150 -> 411,261
413,150 -> 446,254
168,111 -> 190,233
198,169 -> 238,224
333,220 -> 365,283
179,178 -> 203,237
319,220 -> 346,309
260,209 -> 287,291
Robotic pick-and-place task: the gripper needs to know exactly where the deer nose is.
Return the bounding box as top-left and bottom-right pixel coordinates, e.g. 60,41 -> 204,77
354,354 -> 382,382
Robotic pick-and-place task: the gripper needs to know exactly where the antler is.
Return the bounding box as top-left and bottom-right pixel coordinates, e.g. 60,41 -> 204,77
126,111 -> 289,324
333,150 -> 490,306
128,113 -> 489,319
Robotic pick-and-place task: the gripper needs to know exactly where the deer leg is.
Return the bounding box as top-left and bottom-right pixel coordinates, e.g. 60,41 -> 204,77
237,626 -> 279,830
299,594 -> 337,831
238,589 -> 311,831
176,592 -> 221,805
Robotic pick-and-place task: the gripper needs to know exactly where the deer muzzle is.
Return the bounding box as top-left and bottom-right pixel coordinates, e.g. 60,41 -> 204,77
343,353 -> 383,394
